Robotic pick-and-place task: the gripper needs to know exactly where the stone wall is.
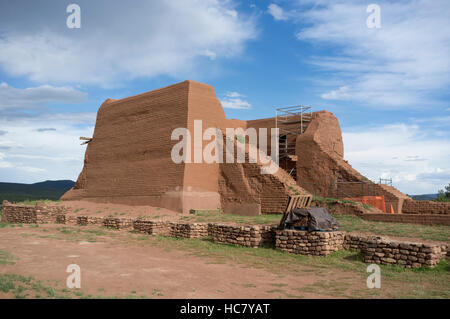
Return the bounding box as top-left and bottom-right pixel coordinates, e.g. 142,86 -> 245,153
2,200 -> 448,268
275,229 -> 345,256
1,200 -> 68,224
101,217 -> 133,230
402,199 -> 450,215
133,219 -> 170,235
169,222 -> 209,238
344,234 -> 448,268
208,223 -> 275,248
76,216 -> 104,226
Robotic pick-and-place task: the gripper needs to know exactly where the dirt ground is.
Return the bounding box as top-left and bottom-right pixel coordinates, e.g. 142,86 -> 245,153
0,224 -> 377,299
57,200 -> 181,222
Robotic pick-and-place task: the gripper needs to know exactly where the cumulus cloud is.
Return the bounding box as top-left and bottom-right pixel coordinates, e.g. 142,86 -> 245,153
268,4 -> 288,21
0,0 -> 256,86
343,123 -> 450,194
293,0 -> 450,109
220,91 -> 252,109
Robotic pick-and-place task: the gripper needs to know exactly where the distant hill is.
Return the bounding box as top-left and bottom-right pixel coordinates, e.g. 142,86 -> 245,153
410,193 -> 438,201
0,180 -> 75,204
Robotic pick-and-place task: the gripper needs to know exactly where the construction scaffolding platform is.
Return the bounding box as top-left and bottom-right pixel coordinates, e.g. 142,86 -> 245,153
276,105 -> 313,179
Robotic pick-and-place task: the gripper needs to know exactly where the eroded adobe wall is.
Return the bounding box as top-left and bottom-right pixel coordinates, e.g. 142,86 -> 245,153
62,81 -> 191,209
294,111 -> 410,213
218,134 -> 310,215
62,80 -> 309,215
402,199 -> 450,215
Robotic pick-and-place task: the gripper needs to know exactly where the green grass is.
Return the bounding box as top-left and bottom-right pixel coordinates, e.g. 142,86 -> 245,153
13,199 -> 61,206
334,214 -> 450,242
184,210 -> 280,225
0,249 -> 16,265
140,235 -> 450,298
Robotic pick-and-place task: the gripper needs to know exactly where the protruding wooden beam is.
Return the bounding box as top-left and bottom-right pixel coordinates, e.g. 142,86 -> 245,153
79,137 -> 92,145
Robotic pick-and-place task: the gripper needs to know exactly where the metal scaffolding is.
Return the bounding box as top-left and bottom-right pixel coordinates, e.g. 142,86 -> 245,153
275,105 -> 313,179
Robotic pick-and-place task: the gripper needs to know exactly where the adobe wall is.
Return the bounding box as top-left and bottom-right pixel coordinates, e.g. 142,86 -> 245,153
62,81 -> 191,210
62,80 -> 310,215
219,134 -> 309,215
402,199 -> 450,215
361,213 -> 450,226
294,111 -> 410,214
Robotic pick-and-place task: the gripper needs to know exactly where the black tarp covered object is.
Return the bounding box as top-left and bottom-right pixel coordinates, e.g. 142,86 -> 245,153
284,207 -> 339,232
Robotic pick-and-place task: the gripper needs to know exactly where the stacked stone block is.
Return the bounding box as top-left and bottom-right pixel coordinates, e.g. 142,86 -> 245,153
361,236 -> 447,268
1,201 -> 68,224
208,223 -> 275,248
169,222 -> 209,238
76,216 -> 104,226
275,229 -> 345,256
133,219 -> 170,235
103,217 -> 134,230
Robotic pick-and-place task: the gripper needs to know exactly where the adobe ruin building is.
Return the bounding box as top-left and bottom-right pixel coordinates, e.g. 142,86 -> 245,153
62,80 -> 412,215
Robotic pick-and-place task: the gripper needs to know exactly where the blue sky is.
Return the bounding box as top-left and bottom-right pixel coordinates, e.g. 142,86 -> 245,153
0,0 -> 449,195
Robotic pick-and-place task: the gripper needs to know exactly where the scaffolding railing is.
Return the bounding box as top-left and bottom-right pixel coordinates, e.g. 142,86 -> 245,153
276,106 -> 312,179
378,178 -> 393,186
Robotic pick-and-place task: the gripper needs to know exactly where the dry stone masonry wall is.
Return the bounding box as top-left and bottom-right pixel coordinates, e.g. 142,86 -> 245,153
1,201 -> 448,268
208,223 -> 275,248
275,230 -> 345,256
1,200 -> 68,224
169,222 -> 209,238
133,219 -> 170,235
344,234 -> 448,268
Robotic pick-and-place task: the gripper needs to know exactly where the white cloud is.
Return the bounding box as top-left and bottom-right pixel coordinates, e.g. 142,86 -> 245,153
321,86 -> 350,100
0,1 -> 256,86
0,118 -> 94,183
293,0 -> 450,109
0,82 -> 86,110
220,91 -> 252,109
343,123 -> 450,194
268,4 -> 288,21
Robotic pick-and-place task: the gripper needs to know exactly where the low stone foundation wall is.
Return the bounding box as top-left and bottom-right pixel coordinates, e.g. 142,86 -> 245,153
76,216 -> 104,226
1,200 -> 68,224
361,213 -> 450,226
362,237 -> 447,268
103,217 -> 134,230
208,224 -> 275,248
1,204 -> 36,223
275,230 -> 345,256
2,201 -> 448,268
344,234 -> 448,268
169,222 -> 209,238
133,219 -> 170,235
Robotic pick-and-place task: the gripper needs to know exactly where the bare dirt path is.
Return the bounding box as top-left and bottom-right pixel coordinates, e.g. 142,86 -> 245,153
0,225 -> 370,299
